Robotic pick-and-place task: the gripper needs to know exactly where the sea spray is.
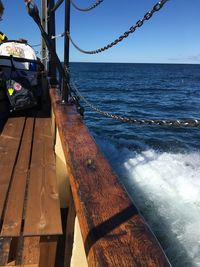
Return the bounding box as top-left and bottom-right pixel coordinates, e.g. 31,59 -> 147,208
123,150 -> 200,266
94,135 -> 200,266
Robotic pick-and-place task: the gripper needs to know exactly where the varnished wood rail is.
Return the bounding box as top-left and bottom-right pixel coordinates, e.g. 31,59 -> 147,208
50,88 -> 171,267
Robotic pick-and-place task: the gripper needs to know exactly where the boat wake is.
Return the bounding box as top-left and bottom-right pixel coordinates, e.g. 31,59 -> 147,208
96,137 -> 200,266
124,150 -> 200,267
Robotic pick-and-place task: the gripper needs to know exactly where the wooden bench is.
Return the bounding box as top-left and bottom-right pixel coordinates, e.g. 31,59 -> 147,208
0,116 -> 62,267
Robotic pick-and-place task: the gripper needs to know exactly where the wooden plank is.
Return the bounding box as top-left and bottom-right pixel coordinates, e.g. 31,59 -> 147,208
24,118 -> 62,236
1,118 -> 34,236
50,89 -> 171,267
1,265 -> 38,267
16,237 -> 40,265
0,117 -> 25,220
0,237 -> 11,265
39,236 -> 58,267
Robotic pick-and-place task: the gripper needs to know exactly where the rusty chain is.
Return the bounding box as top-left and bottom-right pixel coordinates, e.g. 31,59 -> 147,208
70,0 -> 104,12
68,76 -> 200,128
68,0 -> 169,54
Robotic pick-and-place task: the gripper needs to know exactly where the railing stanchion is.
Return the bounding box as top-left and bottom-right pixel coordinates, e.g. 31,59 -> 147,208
48,0 -> 57,82
62,0 -> 71,103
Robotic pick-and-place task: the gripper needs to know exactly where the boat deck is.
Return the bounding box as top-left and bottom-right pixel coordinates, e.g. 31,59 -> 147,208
0,87 -> 171,266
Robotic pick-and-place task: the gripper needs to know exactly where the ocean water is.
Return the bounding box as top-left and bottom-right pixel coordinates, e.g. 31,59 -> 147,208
70,62 -> 200,267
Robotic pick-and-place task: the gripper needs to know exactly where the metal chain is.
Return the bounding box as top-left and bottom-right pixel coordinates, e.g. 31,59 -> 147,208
52,0 -> 104,39
68,78 -> 200,128
68,0 -> 169,54
70,0 -> 104,12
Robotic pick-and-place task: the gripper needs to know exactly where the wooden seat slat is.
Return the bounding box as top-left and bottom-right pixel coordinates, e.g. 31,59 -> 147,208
16,237 -> 40,266
1,118 -> 35,237
39,236 -> 58,267
24,118 -> 62,236
0,118 -> 25,220
0,237 -> 11,265
1,265 -> 38,267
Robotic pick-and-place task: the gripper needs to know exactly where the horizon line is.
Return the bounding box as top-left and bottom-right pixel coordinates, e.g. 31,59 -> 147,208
67,61 -> 200,65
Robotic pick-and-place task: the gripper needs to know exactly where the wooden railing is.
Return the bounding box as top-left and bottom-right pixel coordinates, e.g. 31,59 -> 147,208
50,87 -> 171,267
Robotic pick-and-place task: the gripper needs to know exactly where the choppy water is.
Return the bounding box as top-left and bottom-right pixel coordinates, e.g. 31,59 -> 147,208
70,62 -> 200,267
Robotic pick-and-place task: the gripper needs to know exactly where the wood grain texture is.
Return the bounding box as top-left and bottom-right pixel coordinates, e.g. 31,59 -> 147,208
50,88 -> 171,267
0,115 -> 61,266
24,118 -> 62,236
16,237 -> 40,265
0,117 -> 25,220
39,236 -> 58,267
0,238 -> 11,265
1,265 -> 38,267
1,118 -> 34,237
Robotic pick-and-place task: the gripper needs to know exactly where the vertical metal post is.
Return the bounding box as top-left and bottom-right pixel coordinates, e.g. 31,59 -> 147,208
41,0 -> 47,69
64,0 -> 70,70
61,0 -> 71,102
47,0 -> 57,81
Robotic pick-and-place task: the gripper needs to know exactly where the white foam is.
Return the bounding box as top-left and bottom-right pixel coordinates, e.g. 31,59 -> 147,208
95,134 -> 200,265
124,150 -> 200,266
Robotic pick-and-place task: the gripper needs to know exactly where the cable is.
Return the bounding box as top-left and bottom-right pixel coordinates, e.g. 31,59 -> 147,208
68,0 -> 169,54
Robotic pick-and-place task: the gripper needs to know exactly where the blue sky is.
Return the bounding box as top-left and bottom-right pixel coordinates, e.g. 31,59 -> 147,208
1,0 -> 200,63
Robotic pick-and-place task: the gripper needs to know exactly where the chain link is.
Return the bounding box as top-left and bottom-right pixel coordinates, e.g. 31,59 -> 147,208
70,0 -> 104,12
68,0 -> 169,54
69,78 -> 200,128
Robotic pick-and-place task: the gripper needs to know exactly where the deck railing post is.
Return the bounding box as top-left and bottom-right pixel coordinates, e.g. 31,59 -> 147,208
47,0 -> 57,83
61,0 -> 71,102
41,0 -> 48,69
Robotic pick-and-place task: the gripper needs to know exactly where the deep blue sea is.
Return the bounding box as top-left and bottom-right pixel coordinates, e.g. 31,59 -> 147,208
70,63 -> 200,267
